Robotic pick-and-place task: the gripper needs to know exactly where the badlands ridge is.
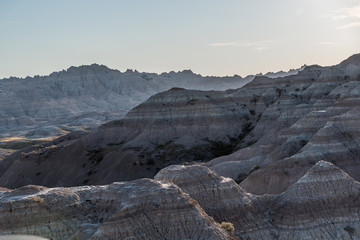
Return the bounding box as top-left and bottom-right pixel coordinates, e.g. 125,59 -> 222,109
0,54 -> 359,239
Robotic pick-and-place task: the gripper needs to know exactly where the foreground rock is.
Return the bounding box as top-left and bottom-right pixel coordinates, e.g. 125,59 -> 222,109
0,178 -> 231,240
2,161 -> 359,240
156,162 -> 360,239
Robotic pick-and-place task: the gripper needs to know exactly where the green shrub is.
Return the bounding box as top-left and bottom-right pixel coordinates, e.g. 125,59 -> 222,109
221,222 -> 234,233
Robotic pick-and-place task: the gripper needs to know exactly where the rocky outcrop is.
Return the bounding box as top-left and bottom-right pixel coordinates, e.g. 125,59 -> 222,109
0,178 -> 232,240
155,162 -> 360,239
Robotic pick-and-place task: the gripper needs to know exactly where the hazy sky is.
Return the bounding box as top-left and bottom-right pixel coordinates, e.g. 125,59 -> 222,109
1,0 -> 360,78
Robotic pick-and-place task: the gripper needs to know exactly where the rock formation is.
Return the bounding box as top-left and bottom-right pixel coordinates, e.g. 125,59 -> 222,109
0,178 -> 232,240
0,63 -> 303,142
207,54 -> 360,194
0,65 -> 254,141
156,162 -> 360,239
1,161 -> 359,240
0,54 -> 359,190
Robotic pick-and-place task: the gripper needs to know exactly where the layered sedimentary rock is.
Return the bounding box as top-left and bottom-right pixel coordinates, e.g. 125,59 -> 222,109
0,148 -> 13,161
2,161 -> 359,240
0,178 -> 232,240
207,54 -> 360,194
0,63 -> 303,141
156,162 -> 360,240
0,65 -> 255,140
0,54 -> 359,190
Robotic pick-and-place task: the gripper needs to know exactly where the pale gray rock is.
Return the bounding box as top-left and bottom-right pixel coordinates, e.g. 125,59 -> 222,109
0,179 -> 232,240
0,65 -> 252,141
156,162 -> 360,240
0,54 -> 359,191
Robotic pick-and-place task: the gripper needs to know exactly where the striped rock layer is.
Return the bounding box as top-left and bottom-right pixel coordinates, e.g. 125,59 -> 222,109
0,54 -> 359,192
155,162 -> 360,240
0,178 -> 232,240
1,161 -> 359,240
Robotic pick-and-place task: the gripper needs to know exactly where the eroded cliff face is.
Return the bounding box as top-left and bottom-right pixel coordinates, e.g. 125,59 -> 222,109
0,54 -> 359,191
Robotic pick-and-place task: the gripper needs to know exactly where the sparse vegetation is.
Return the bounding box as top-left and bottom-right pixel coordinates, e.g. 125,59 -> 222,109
146,158 -> 155,165
236,173 -> 248,184
209,122 -> 256,157
250,95 -> 258,103
246,140 -> 257,147
187,99 -> 198,105
249,164 -> 260,173
210,141 -> 234,157
0,140 -> 50,150
300,140 -> 308,147
29,196 -> 44,204
276,88 -> 285,97
344,226 -> 355,235
87,144 -> 121,164
221,222 -> 234,233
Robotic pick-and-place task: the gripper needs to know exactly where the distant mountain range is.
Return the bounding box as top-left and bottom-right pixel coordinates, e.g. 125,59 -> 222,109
0,65 -> 304,141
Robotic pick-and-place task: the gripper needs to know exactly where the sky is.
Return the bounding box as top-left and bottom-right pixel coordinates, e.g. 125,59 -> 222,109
0,0 -> 360,78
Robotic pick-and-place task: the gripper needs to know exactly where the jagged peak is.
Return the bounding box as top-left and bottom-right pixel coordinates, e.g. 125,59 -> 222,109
66,63 -> 112,74
179,69 -> 194,74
